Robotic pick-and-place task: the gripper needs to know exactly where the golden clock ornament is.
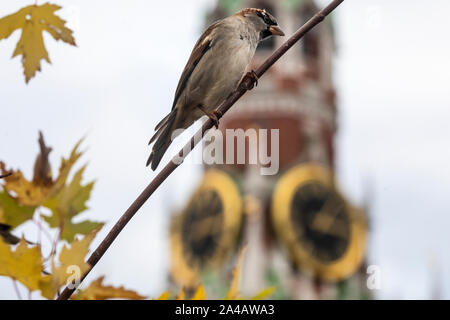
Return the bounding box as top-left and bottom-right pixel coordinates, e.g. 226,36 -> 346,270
170,169 -> 243,287
271,163 -> 367,282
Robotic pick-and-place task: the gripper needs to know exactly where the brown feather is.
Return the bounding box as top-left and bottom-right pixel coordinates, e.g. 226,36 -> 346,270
154,112 -> 171,131
147,21 -> 219,170
146,152 -> 154,167
149,109 -> 177,145
147,109 -> 178,169
170,21 -> 219,110
236,8 -> 278,26
236,8 -> 266,17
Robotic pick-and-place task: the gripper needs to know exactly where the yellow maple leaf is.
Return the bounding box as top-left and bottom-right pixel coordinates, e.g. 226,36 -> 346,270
250,286 -> 276,300
0,134 -> 101,241
38,228 -> 99,299
192,284 -> 206,300
176,287 -> 186,300
50,138 -> 84,197
43,165 -> 103,242
0,163 -> 48,207
0,237 -> 46,293
73,276 -> 145,300
0,3 -> 76,82
0,135 -> 83,207
52,228 -> 99,288
225,246 -> 247,300
156,291 -> 172,300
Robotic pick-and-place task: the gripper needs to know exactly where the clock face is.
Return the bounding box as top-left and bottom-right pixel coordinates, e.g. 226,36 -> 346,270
181,189 -> 224,267
290,182 -> 350,263
170,169 -> 243,287
272,163 -> 367,282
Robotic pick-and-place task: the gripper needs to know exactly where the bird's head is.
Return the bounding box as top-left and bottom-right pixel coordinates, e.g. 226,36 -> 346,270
238,8 -> 285,41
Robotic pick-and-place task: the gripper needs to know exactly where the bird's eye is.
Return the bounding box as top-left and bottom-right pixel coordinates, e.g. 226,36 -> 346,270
256,11 -> 276,25
263,14 -> 276,26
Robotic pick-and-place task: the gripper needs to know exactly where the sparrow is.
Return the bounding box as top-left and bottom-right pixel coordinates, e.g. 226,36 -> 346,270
146,8 -> 284,170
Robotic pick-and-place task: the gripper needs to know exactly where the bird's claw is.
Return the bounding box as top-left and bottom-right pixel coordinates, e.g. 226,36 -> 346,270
197,105 -> 222,129
209,114 -> 220,129
239,70 -> 259,91
249,70 -> 259,87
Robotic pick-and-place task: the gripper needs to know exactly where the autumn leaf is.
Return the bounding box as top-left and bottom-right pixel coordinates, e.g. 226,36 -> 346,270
176,287 -> 186,300
225,246 -> 246,300
250,287 -> 276,300
73,276 -> 145,300
1,133 -> 101,242
192,284 -> 206,300
40,228 -> 100,299
0,229 -> 104,300
0,162 -> 50,207
33,131 -> 53,187
53,228 -> 98,286
43,166 -> 103,242
0,237 -> 46,293
0,132 -> 53,207
0,191 -> 35,228
156,291 -> 172,300
0,133 -> 105,299
0,133 -> 83,207
50,137 -> 84,197
0,3 -> 76,82
152,246 -> 275,301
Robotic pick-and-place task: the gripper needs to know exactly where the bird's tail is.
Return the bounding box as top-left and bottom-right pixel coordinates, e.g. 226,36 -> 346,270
146,109 -> 178,170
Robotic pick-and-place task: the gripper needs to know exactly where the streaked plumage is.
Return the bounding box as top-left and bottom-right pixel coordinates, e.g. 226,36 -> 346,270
147,8 -> 284,170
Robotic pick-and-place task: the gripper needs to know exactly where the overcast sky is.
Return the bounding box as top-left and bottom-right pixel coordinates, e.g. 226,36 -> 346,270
1,0 -> 449,299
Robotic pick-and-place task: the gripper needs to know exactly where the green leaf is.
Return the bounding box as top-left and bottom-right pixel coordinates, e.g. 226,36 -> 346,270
43,166 -> 103,242
0,191 -> 35,228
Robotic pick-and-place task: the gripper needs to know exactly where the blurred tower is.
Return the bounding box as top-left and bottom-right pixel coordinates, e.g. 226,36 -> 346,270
169,0 -> 369,299
208,0 -> 337,170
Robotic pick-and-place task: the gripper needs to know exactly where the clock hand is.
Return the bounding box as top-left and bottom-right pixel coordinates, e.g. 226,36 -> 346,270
310,196 -> 335,230
187,216 -> 221,243
310,197 -> 346,238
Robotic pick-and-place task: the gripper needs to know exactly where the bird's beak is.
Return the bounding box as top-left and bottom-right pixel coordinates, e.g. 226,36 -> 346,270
269,25 -> 285,36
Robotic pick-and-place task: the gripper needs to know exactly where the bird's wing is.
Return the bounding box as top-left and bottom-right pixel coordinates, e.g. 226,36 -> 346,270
171,21 -> 221,110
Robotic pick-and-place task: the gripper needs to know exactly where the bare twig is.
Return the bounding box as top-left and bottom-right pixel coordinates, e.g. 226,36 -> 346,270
0,172 -> 12,179
33,217 -> 53,245
12,280 -> 22,300
57,0 -> 344,300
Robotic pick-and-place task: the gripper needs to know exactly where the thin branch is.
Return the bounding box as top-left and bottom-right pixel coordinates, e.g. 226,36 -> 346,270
12,280 -> 22,300
32,217 -> 53,247
57,0 -> 344,300
0,172 -> 12,179
43,225 -> 60,263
